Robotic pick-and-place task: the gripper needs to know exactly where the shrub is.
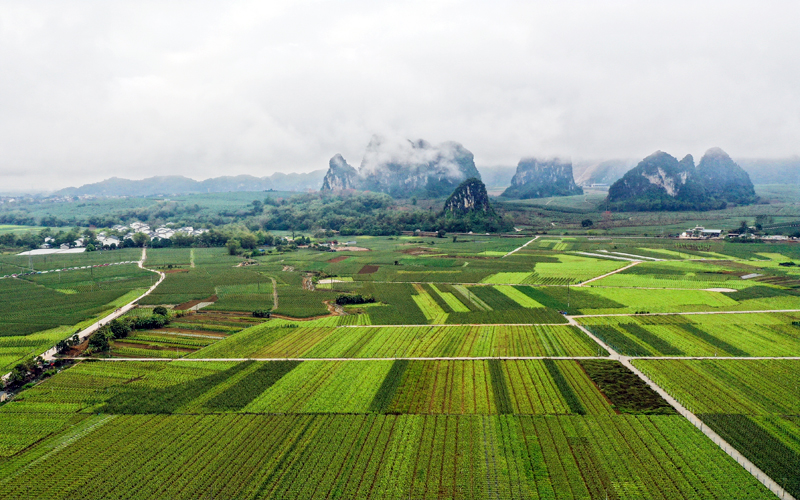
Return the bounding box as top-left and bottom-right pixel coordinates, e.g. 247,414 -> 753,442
252,310 -> 271,318
335,294 -> 376,306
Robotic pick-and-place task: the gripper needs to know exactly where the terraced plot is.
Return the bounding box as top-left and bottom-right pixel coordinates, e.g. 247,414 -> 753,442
186,323 -> 605,358
634,359 -> 800,498
579,312 -> 800,356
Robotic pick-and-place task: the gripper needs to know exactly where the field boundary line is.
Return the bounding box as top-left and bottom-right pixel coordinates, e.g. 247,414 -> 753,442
337,323 -> 571,328
577,261 -> 641,286
621,357 -> 796,500
65,356 -> 614,362
567,312 -> 797,500
573,308 -> 800,318
502,235 -> 539,257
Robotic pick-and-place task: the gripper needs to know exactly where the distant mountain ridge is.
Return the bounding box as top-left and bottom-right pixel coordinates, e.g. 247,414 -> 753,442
501,157 -> 583,199
321,135 -> 481,198
53,171 -> 326,197
606,148 -> 756,211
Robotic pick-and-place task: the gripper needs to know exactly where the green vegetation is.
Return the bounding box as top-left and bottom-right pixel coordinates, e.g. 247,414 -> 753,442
1,235 -> 798,499
635,359 -> 800,497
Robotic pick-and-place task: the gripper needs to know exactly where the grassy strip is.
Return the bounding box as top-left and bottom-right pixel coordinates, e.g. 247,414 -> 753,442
430,285 -> 470,312
699,414 -> 800,498
677,324 -> 749,356
487,359 -> 513,415
620,323 -> 684,356
205,361 -> 302,412
578,360 -> 675,415
543,360 -> 585,415
368,360 -> 410,413
494,286 -> 544,308
423,284 -> 453,313
584,325 -> 653,356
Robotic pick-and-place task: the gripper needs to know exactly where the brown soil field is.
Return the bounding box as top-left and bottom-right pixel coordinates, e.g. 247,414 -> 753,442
357,265 -> 379,274
328,255 -> 350,263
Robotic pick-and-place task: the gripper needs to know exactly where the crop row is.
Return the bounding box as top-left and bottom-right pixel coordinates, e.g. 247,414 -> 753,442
0,413 -> 772,499
580,313 -> 800,356
188,324 -> 604,359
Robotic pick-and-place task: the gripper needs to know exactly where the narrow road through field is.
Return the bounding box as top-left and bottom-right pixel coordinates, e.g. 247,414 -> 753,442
38,247 -> 166,362
577,261 -> 640,286
271,278 -> 278,309
502,235 -> 539,258
573,308 -> 800,318
566,316 -> 796,500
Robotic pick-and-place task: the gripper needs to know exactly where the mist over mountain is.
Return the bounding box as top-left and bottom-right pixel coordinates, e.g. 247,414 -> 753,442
606,148 -> 755,211
322,135 -> 481,198
574,159 -> 638,187
53,171 -> 326,197
737,156 -> 800,185
476,166 -> 517,188
501,158 -> 583,199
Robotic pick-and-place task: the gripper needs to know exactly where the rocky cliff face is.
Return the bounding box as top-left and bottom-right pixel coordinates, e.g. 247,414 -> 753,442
605,148 -> 756,211
320,136 -> 481,198
443,178 -> 492,215
501,158 -> 583,199
321,154 -> 359,191
695,148 -> 756,205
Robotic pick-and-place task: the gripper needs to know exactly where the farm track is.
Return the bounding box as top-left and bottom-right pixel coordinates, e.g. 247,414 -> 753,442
576,260 -> 641,286
502,235 -> 539,258
38,248 -> 166,362
63,355 -> 800,362
566,316 -> 797,500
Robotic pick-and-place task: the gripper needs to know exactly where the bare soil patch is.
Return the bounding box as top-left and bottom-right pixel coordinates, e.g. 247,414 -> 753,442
334,246 -> 369,252
358,265 -> 379,274
174,295 -> 218,311
328,255 -> 350,263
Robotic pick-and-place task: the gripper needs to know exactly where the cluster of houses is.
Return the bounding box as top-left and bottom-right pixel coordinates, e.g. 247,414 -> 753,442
39,222 -> 210,250
119,222 -> 208,242
679,226 -> 793,241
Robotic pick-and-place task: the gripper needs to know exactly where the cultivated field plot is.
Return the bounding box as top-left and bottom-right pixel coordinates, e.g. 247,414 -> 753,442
0,359 -> 773,499
634,359 -> 800,498
187,324 -> 604,358
0,264 -> 152,370
481,254 -> 627,285
578,312 -> 800,356
102,309 -> 266,358
587,259 -> 761,290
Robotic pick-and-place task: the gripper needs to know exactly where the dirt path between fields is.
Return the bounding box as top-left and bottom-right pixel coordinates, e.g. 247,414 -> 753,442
577,261 -> 641,286
0,248 -> 167,381
565,315 -> 796,500
502,235 -> 539,258
573,308 -> 800,318
271,278 -> 278,309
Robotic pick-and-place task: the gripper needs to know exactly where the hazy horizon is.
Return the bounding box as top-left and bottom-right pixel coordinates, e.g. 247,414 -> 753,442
2,1 -> 799,191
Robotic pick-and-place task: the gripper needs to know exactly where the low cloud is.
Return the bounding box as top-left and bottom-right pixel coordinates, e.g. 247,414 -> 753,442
0,0 -> 798,191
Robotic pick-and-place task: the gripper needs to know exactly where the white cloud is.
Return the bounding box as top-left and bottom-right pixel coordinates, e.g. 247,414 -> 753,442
0,0 -> 798,190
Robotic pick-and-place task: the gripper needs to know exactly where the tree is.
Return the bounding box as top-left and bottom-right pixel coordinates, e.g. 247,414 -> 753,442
153,306 -> 168,316
132,232 -> 151,247
226,239 -> 242,255
239,233 -> 257,250
581,219 -> 593,227
108,319 -> 131,339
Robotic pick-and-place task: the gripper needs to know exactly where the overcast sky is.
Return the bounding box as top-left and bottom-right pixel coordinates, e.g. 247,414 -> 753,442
1,0 -> 798,191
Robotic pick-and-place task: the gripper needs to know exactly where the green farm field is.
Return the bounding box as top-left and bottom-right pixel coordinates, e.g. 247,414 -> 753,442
2,236 -> 800,499
0,359 -> 773,499
634,359 -> 800,497
578,312 -> 800,357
